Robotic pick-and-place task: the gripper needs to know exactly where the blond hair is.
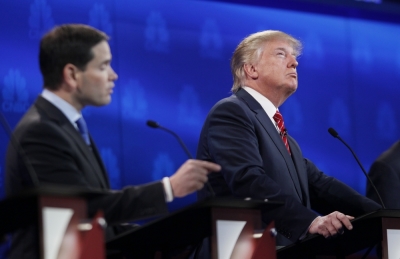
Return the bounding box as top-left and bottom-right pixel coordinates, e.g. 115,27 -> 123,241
230,30 -> 302,92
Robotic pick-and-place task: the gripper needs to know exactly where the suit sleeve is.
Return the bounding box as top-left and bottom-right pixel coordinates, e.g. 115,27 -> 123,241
88,182 -> 168,224
367,161 -> 400,209
200,101 -> 318,242
8,120 -> 168,225
305,159 -> 381,216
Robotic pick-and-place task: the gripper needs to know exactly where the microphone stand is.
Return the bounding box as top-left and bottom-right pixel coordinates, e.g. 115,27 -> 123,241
147,120 -> 215,197
328,127 -> 385,209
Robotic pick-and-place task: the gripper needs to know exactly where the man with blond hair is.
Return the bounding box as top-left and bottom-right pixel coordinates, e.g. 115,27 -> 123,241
197,30 -> 380,246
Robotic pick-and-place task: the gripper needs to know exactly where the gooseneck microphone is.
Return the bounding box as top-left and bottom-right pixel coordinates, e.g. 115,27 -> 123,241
146,120 -> 215,197
328,127 -> 385,209
0,111 -> 40,187
147,120 -> 193,159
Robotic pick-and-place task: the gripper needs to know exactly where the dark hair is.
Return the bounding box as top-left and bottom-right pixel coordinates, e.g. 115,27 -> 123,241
39,24 -> 109,90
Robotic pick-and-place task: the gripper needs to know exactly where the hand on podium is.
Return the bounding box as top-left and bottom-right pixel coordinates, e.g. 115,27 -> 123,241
308,211 -> 354,238
169,159 -> 221,198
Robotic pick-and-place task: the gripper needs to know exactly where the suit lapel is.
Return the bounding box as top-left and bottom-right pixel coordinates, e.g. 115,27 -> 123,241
235,89 -> 304,202
288,136 -> 309,206
61,122 -> 110,188
35,96 -> 109,188
90,137 -> 111,189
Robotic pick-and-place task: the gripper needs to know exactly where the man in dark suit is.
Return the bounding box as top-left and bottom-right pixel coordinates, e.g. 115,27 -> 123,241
196,30 -> 380,246
367,141 -> 400,209
5,24 -> 220,258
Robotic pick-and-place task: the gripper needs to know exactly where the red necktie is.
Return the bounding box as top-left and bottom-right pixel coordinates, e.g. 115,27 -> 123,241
273,111 -> 291,155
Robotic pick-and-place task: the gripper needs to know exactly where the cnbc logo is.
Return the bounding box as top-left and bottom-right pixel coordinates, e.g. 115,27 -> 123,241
2,69 -> 29,113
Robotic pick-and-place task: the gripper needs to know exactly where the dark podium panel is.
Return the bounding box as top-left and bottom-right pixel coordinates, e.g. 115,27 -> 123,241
107,198 -> 283,258
277,210 -> 400,259
0,186 -> 108,259
0,186 -> 106,235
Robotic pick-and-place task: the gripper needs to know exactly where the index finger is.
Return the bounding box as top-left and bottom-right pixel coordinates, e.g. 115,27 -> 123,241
195,160 -> 221,173
337,213 -> 353,230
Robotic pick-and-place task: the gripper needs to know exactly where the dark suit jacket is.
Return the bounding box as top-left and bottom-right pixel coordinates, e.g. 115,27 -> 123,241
197,88 -> 380,245
367,141 -> 400,209
5,96 -> 168,258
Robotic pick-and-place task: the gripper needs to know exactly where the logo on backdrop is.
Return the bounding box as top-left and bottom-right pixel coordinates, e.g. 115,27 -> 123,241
199,19 -> 223,59
2,69 -> 29,113
178,85 -> 201,126
302,33 -> 324,69
328,98 -> 350,137
352,39 -> 372,72
279,96 -> 303,133
376,102 -> 396,140
101,147 -> 121,189
122,80 -> 148,120
89,3 -> 113,42
145,11 -> 169,53
152,153 -> 174,181
29,0 -> 55,39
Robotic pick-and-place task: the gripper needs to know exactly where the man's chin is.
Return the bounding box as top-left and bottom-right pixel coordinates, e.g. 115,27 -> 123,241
286,86 -> 297,95
92,98 -> 112,107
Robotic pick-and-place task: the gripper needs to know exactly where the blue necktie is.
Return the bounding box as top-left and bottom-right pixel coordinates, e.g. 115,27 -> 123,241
76,117 -> 91,146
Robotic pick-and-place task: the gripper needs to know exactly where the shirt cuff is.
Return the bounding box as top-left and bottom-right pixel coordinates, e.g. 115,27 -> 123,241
162,177 -> 174,202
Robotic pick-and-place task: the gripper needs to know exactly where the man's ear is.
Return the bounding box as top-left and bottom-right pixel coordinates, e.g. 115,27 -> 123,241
63,64 -> 80,90
243,63 -> 258,80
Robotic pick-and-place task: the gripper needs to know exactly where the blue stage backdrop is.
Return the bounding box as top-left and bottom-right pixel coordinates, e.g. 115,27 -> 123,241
1,0 -> 400,236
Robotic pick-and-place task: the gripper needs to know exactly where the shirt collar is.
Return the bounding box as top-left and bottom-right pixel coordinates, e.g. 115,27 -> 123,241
241,86 -> 278,120
41,89 -> 81,127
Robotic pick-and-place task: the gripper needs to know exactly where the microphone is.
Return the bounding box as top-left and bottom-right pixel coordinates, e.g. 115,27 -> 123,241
0,111 -> 40,187
328,127 -> 385,209
146,120 -> 215,197
147,120 -> 192,159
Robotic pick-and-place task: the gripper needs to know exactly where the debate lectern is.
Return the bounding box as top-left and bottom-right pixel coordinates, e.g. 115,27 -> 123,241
277,210 -> 400,259
106,198 -> 283,259
0,186 -> 107,259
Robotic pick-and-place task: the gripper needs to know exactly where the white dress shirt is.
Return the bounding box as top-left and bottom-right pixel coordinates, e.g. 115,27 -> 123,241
242,86 -> 280,132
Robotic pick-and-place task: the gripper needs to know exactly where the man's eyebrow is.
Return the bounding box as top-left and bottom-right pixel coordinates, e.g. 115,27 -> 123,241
101,58 -> 112,65
275,47 -> 298,56
275,47 -> 295,55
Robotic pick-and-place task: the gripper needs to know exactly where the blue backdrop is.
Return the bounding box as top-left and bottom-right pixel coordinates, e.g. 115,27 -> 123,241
0,0 -> 400,254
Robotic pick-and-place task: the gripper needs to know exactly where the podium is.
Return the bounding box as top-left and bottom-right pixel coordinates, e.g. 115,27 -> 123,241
277,210 -> 400,259
0,186 -> 107,259
106,198 -> 283,259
